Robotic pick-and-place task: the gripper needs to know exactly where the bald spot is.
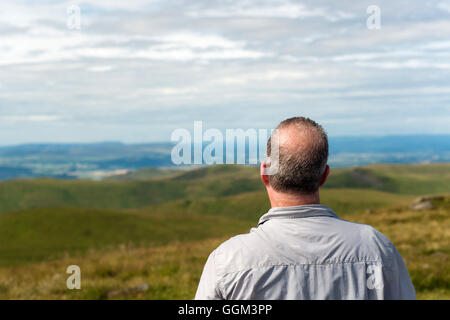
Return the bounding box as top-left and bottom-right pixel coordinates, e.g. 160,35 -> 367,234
276,123 -> 323,155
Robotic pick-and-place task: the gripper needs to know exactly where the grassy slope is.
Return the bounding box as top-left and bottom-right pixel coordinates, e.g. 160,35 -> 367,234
0,197 -> 448,300
0,179 -> 187,213
0,187 -> 413,267
144,188 -> 414,221
0,163 -> 447,214
0,207 -> 252,267
0,163 -> 444,268
0,166 -> 262,213
0,163 -> 448,299
324,163 -> 450,195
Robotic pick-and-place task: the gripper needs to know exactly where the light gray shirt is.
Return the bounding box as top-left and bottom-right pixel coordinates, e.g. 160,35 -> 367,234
195,204 -> 416,300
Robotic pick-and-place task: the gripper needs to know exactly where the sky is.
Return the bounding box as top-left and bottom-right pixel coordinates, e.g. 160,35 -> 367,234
0,0 -> 450,145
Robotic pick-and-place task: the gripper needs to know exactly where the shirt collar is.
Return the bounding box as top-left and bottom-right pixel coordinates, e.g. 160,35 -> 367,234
258,204 -> 338,226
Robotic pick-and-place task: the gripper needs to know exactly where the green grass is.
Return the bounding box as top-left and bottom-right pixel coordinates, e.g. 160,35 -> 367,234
0,179 -> 187,213
321,188 -> 414,215
0,195 -> 448,299
324,163 -> 450,195
0,184 -> 414,267
0,163 -> 448,214
0,163 -> 448,299
145,188 -> 413,222
0,166 -> 262,213
0,207 -> 251,267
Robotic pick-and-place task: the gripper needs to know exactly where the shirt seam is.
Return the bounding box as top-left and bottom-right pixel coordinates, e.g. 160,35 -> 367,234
218,259 -> 392,277
258,214 -> 339,226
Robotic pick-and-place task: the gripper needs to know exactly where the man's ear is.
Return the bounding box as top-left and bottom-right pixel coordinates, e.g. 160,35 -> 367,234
260,162 -> 270,186
319,164 -> 330,187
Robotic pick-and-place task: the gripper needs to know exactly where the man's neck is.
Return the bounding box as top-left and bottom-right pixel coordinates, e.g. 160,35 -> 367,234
268,189 -> 320,208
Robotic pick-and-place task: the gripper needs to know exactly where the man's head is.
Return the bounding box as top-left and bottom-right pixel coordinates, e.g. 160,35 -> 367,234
262,117 -> 329,205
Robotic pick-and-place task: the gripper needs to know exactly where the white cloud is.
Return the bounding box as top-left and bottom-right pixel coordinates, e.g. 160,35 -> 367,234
420,40 -> 450,50
0,30 -> 267,65
355,60 -> 450,70
437,2 -> 450,13
0,0 -> 450,143
186,1 -> 354,21
154,33 -> 241,49
87,65 -> 114,72
0,115 -> 61,123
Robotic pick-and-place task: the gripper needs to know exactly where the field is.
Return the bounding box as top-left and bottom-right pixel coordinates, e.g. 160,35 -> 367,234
0,163 -> 449,299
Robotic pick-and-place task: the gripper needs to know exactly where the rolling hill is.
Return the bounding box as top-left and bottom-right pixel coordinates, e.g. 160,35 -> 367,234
0,195 -> 448,299
0,163 -> 447,266
0,163 -> 448,213
0,163 -> 448,299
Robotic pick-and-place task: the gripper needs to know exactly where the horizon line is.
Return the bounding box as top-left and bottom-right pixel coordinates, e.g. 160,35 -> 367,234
0,133 -> 449,148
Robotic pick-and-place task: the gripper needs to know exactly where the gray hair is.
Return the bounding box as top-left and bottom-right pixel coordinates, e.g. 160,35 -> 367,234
266,117 -> 329,194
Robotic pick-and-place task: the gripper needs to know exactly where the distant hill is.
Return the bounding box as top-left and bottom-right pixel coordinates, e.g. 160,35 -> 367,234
324,163 -> 450,194
0,142 -> 174,180
0,135 -> 448,180
328,135 -> 450,167
0,166 -> 33,180
329,135 -> 450,154
104,167 -> 185,181
0,163 -> 448,214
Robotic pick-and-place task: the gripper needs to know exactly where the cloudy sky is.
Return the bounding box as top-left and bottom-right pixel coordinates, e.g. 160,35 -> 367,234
1,0 -> 449,145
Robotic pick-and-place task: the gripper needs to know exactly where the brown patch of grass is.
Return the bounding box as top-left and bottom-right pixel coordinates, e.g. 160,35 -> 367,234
0,237 -> 227,299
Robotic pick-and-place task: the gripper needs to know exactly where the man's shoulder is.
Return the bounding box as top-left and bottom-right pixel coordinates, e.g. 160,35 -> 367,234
210,217 -> 398,275
338,218 -> 394,247
210,229 -> 267,275
332,218 -> 398,264
214,230 -> 257,259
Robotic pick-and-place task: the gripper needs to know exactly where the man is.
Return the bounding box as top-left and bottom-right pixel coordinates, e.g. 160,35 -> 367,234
195,117 -> 416,300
